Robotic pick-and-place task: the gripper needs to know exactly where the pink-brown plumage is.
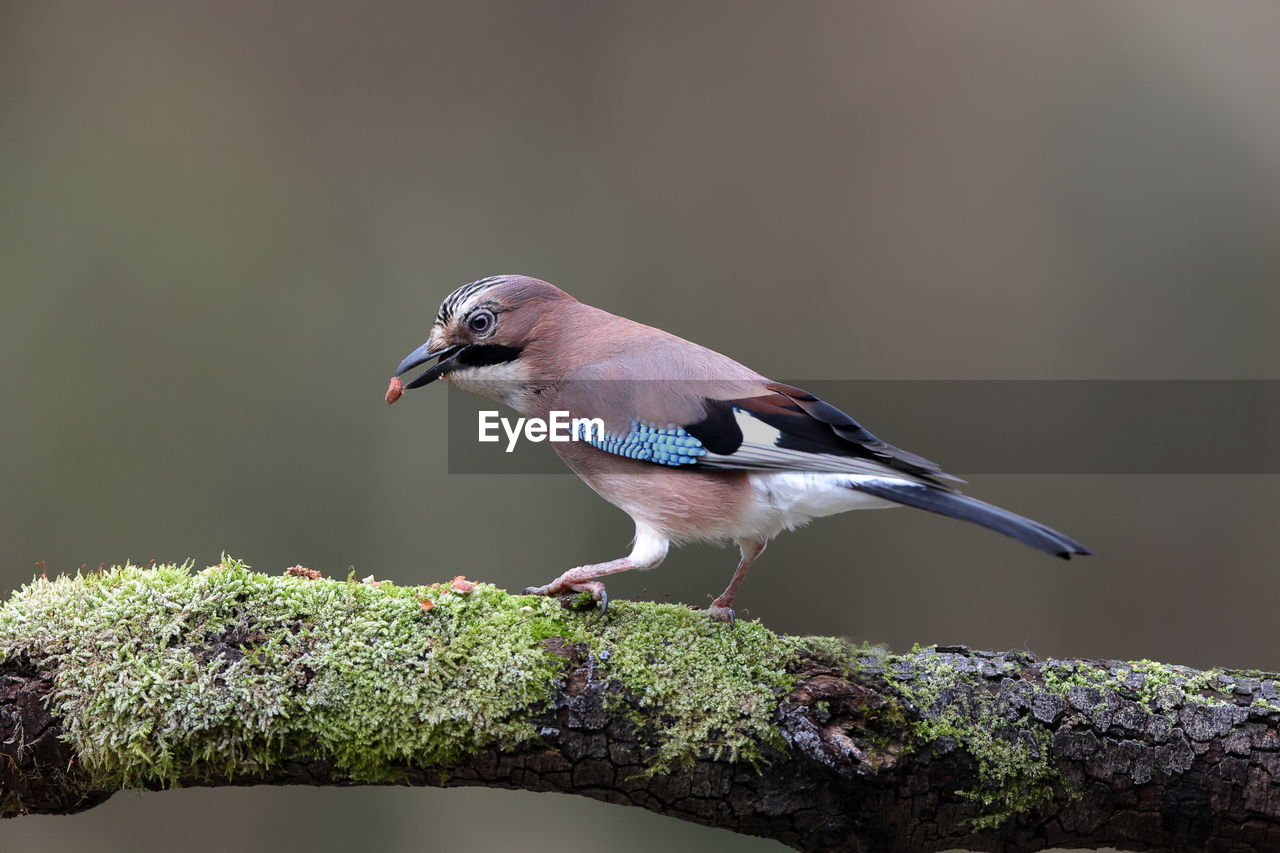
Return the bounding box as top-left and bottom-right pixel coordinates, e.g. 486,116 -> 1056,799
391,275 -> 1090,621
553,441 -> 757,544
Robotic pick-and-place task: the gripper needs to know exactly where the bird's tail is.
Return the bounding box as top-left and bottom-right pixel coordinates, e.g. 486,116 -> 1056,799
846,480 -> 1092,559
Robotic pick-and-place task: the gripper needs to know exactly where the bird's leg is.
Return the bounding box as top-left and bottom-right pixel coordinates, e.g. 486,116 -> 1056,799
523,524 -> 668,614
707,539 -> 767,624
523,557 -> 640,613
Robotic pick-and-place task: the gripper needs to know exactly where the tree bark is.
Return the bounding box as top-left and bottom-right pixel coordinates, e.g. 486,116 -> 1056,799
3,565 -> 1280,852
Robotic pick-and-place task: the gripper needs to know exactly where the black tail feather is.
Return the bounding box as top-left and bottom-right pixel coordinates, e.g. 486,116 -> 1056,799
847,480 -> 1092,559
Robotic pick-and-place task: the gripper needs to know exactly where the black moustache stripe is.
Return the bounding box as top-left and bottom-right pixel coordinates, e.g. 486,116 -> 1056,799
457,344 -> 524,368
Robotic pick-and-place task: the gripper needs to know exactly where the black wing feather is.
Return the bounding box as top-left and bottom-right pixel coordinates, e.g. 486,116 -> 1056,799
585,380 -> 1093,558
683,382 -> 962,486
764,382 -> 959,481
847,479 -> 1092,558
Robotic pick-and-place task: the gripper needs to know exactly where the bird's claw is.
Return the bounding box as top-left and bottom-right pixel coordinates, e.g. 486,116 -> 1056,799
568,582 -> 608,616
707,604 -> 736,625
524,581 -> 608,616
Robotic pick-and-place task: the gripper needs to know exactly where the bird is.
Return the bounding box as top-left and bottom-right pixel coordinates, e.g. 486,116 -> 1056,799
390,275 -> 1090,622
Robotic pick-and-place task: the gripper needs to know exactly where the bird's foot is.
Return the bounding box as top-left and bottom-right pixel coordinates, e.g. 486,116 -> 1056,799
707,601 -> 736,625
523,578 -> 609,615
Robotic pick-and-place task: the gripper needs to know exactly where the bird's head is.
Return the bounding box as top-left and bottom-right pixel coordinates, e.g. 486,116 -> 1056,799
393,275 -> 574,406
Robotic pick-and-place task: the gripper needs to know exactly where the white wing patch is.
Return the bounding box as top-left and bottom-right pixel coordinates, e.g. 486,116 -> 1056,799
733,407 -> 783,447
696,407 -> 936,484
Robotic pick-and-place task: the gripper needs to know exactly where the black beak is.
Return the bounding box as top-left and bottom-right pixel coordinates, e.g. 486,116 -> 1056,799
394,342 -> 466,389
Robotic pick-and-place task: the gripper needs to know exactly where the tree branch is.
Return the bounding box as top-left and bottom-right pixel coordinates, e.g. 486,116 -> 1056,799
3,561 -> 1279,851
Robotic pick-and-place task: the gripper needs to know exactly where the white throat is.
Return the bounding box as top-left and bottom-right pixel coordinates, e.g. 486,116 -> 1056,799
445,361 -> 533,409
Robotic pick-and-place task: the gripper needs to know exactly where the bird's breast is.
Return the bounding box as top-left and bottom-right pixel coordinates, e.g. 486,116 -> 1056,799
549,443 -> 904,545
551,442 -> 761,543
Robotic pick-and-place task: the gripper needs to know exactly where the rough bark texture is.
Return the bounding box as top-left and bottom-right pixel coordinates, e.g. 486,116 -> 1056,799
7,560 -> 1280,845
7,626 -> 1280,852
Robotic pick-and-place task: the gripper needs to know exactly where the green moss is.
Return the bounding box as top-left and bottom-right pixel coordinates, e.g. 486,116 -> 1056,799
0,559 -> 797,791
787,635 -> 866,670
0,560 -> 566,785
1121,659 -> 1234,711
954,723 -> 1056,832
1041,661 -> 1115,694
24,561 -> 1213,829
879,648 -> 1061,830
584,600 -> 795,769
1039,657 -> 1240,715
871,649 -> 1265,830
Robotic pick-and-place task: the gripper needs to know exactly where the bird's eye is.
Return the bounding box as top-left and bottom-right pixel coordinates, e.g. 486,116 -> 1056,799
468,310 -> 494,334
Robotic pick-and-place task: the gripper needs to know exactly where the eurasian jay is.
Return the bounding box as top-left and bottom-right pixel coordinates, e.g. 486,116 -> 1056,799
392,275 -> 1090,621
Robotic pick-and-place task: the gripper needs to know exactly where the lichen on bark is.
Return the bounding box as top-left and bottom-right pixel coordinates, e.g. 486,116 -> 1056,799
0,559 -> 796,790
7,560 -> 1280,851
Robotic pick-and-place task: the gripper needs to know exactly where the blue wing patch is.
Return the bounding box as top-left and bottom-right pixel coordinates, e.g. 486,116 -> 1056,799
575,420 -> 707,466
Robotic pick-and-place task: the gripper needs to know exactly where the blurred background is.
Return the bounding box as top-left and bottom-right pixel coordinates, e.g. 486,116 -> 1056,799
3,2 -> 1279,850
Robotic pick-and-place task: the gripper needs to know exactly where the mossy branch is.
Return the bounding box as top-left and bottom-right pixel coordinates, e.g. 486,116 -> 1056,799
3,562 -> 1280,852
